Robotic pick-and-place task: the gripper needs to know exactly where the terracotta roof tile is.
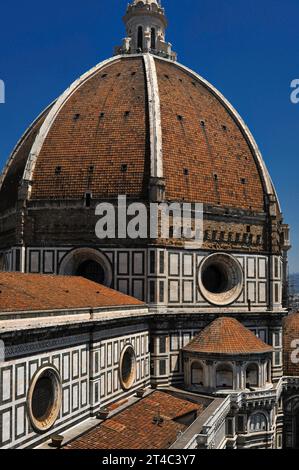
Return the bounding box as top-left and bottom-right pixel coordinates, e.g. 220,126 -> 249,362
0,272 -> 144,313
30,57 -> 150,201
156,59 -> 265,212
65,391 -> 203,450
0,107 -> 52,212
183,317 -> 273,355
1,57 -> 268,213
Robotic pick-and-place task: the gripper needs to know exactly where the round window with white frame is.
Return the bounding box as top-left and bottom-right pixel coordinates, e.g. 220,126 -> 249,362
27,366 -> 62,433
119,345 -> 137,391
198,253 -> 243,306
58,247 -> 113,287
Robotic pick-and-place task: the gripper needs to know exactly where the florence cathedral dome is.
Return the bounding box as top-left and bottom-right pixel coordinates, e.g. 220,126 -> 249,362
0,0 -> 278,217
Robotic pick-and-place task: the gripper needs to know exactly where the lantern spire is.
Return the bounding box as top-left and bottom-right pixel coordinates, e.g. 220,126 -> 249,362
115,0 -> 177,61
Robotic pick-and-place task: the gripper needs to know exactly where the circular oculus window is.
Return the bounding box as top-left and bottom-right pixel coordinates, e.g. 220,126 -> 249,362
27,366 -> 62,433
59,248 -> 113,287
198,253 -> 243,306
119,345 -> 136,391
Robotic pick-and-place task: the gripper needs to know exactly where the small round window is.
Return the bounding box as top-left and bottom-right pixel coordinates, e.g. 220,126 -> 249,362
27,366 -> 62,433
119,345 -> 136,390
198,253 -> 243,306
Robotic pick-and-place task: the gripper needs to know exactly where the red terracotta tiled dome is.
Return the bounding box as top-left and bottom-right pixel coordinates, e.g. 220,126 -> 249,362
183,317 -> 273,355
0,106 -> 52,212
0,54 -> 276,213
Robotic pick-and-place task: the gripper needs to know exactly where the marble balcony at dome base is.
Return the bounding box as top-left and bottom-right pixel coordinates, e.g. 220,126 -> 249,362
0,0 -> 298,450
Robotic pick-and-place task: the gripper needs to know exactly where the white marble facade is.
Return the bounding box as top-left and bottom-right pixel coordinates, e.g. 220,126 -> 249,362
0,246 -> 283,311
0,327 -> 150,449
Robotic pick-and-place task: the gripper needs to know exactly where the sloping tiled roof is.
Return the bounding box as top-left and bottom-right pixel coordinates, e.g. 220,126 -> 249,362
0,273 -> 144,312
65,391 -> 203,450
283,312 -> 299,376
183,317 -> 273,355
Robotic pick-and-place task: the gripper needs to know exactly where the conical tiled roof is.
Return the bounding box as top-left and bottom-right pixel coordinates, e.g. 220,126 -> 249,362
183,317 -> 273,355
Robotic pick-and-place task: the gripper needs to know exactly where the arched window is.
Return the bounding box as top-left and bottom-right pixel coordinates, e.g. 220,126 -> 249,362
248,413 -> 268,432
216,364 -> 233,389
137,26 -> 143,50
246,363 -> 259,388
151,28 -> 156,49
191,362 -> 204,386
285,397 -> 299,448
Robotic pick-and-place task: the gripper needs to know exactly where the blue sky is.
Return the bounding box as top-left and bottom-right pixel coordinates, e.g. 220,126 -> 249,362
0,0 -> 298,272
